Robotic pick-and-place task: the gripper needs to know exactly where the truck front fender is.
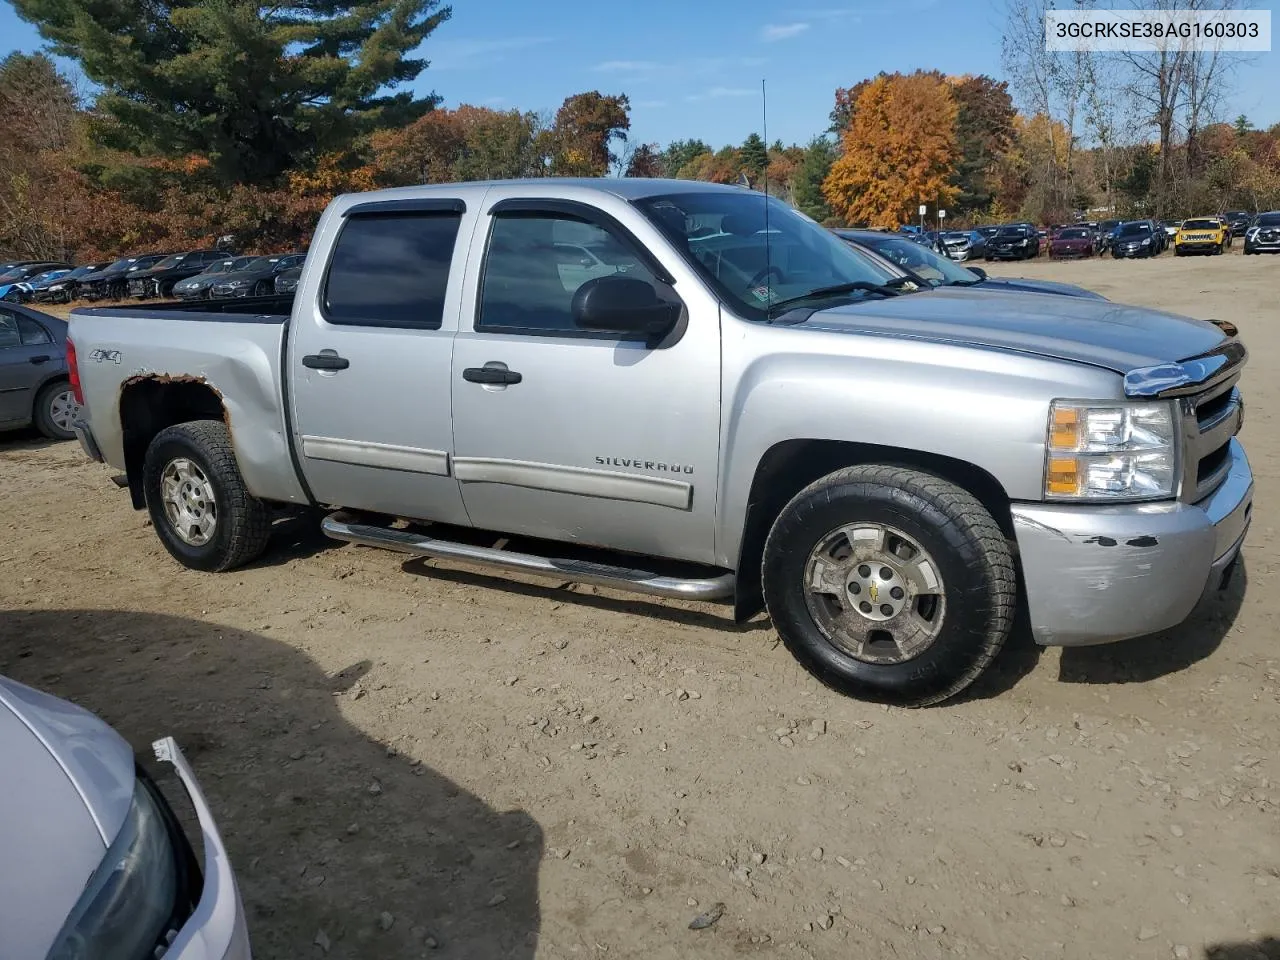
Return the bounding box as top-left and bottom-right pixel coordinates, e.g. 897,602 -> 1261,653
715,337 -> 1123,575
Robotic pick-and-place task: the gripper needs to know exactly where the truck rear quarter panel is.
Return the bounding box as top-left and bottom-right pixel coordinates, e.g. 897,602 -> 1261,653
715,319 -> 1126,568
69,310 -> 307,505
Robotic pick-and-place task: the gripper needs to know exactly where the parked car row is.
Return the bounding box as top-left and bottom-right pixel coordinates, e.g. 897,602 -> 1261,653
927,210 -> 1280,263
0,248 -> 309,305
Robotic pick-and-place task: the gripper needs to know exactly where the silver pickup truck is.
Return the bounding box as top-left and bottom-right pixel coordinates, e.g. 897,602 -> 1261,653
67,179 -> 1253,705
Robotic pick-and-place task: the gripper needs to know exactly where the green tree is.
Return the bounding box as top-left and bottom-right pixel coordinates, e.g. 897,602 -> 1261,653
950,75 -> 1016,215
793,137 -> 836,222
11,0 -> 451,184
661,139 -> 711,177
1234,114 -> 1253,136
739,132 -> 768,182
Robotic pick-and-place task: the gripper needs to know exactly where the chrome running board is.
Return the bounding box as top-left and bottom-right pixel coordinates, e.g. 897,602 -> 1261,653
321,511 -> 736,601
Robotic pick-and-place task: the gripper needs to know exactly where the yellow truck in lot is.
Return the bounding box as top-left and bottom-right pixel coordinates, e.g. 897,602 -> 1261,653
1175,217 -> 1231,256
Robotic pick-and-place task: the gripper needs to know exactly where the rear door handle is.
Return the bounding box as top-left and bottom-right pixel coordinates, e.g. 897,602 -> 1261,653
29,355 -> 51,364
463,365 -> 522,385
302,350 -> 349,371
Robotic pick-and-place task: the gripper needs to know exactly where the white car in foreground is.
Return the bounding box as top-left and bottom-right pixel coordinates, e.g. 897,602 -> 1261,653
0,675 -> 250,959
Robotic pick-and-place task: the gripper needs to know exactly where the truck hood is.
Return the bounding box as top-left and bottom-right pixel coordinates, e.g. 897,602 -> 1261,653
801,287 -> 1227,373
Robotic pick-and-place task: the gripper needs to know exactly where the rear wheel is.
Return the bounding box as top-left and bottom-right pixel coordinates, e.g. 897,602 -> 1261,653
143,420 -> 271,572
252,280 -> 270,296
33,380 -> 78,441
762,465 -> 1015,706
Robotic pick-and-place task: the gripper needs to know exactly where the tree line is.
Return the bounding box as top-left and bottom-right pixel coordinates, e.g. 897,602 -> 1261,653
2,0 -> 1276,262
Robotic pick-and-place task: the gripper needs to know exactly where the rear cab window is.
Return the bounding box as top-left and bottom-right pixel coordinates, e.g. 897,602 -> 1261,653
323,205 -> 464,329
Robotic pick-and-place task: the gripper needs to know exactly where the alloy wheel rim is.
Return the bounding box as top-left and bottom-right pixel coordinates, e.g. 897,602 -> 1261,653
803,522 -> 946,665
160,457 -> 217,546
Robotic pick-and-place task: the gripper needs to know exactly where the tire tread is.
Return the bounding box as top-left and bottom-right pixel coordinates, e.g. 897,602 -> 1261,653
763,464 -> 1016,707
145,420 -> 270,571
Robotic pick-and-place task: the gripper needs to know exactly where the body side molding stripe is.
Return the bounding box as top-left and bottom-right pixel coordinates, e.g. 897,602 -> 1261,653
300,436 -> 451,476
452,456 -> 693,510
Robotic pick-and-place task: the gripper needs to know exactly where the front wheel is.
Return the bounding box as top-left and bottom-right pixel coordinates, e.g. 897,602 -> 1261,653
762,465 -> 1015,706
143,420 -> 271,572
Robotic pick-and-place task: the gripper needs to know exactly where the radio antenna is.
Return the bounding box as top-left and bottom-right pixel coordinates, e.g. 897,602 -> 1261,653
761,77 -> 772,304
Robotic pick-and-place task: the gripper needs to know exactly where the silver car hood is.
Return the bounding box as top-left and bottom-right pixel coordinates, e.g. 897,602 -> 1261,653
0,676 -> 136,957
802,286 -> 1227,373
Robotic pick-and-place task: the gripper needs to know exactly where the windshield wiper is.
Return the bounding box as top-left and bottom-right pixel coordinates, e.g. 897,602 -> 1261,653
944,277 -> 981,287
767,280 -> 902,317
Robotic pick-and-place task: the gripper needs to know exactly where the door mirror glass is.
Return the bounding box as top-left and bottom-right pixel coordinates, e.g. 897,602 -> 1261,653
571,275 -> 679,337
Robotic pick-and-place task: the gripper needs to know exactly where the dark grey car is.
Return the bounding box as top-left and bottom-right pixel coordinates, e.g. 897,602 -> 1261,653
0,303 -> 77,440
209,253 -> 306,299
834,229 -> 1105,300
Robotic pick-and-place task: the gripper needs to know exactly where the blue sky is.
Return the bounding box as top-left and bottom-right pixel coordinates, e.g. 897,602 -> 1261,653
3,0 -> 1278,150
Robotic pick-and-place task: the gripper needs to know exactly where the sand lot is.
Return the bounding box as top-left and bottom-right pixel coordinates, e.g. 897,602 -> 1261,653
2,250 -> 1278,960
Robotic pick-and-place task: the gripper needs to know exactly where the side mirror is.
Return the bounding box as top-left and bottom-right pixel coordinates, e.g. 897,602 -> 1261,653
572,275 -> 680,338
968,266 -> 988,280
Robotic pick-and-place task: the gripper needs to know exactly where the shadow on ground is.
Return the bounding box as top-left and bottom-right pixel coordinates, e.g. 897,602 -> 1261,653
0,608 -> 543,960
1057,558 -> 1247,685
0,428 -> 61,450
1206,938 -> 1280,960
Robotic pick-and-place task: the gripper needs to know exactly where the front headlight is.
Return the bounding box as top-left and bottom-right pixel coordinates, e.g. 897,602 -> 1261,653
47,778 -> 191,959
226,278 -> 249,288
1140,238 -> 1151,245
1247,226 -> 1260,238
1044,400 -> 1178,501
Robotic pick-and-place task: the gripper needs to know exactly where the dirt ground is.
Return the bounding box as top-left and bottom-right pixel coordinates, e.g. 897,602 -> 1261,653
2,251 -> 1278,960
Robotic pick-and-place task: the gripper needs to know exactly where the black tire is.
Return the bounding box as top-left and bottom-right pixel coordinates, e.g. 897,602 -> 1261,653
253,280 -> 270,297
143,420 -> 271,572
761,465 -> 1015,707
32,380 -> 77,441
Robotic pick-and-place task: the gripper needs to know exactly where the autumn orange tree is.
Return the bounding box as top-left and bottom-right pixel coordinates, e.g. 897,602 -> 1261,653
822,71 -> 960,228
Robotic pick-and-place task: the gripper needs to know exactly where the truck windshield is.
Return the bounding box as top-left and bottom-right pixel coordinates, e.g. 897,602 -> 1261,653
635,191 -> 900,321
1183,219 -> 1220,230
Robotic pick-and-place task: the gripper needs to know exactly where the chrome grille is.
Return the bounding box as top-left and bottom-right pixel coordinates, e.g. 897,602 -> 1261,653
1179,378 -> 1242,502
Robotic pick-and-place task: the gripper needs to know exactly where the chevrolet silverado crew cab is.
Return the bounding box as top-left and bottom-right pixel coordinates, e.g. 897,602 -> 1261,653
67,179 -> 1253,706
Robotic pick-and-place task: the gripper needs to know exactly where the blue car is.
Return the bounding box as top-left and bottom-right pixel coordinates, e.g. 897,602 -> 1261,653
0,262 -> 70,302
1,268 -> 71,304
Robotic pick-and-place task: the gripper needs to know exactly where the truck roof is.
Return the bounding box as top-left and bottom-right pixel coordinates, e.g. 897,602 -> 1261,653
333,177 -> 746,206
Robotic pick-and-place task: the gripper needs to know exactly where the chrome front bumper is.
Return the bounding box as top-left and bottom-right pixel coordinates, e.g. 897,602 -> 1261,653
154,737 -> 253,960
1011,438 -> 1253,646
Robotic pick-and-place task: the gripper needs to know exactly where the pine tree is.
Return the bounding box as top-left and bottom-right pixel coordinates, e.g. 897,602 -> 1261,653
739,133 -> 768,183
794,137 -> 836,222
12,0 -> 451,184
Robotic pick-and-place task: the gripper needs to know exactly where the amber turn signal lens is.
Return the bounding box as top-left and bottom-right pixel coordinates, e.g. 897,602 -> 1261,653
1046,456 -> 1081,496
1049,407 -> 1081,451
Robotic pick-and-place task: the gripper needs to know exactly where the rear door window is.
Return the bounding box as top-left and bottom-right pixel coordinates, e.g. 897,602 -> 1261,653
324,213 -> 462,329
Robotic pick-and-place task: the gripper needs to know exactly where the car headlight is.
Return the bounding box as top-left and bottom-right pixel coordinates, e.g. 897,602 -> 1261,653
48,282 -> 66,291
1044,400 -> 1178,501
226,278 -> 249,288
47,777 -> 191,959
1246,226 -> 1259,238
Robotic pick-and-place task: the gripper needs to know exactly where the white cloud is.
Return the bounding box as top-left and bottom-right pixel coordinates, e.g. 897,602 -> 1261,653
760,22 -> 810,41
634,99 -> 668,108
593,60 -> 661,73
428,37 -> 553,71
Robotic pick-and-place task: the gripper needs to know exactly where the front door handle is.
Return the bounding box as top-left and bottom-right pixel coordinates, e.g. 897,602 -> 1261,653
302,350 -> 349,371
463,364 -> 522,385
29,355 -> 51,364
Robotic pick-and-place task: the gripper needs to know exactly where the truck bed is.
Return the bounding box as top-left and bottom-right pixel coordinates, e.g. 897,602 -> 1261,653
69,293 -> 308,506
72,293 -> 294,322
